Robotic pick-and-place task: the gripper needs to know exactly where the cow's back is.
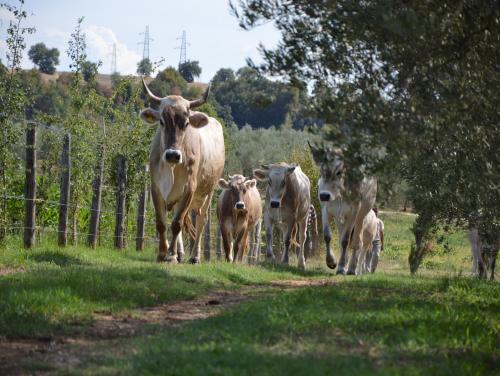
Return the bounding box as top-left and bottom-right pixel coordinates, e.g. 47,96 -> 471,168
246,186 -> 263,227
189,116 -> 225,206
281,167 -> 311,221
361,210 -> 378,249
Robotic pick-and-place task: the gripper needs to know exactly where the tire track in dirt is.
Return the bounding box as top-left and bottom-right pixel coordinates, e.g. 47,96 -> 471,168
0,279 -> 335,375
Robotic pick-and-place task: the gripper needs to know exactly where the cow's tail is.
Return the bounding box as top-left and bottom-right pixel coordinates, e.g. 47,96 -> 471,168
183,213 -> 197,240
308,205 -> 319,255
290,224 -> 300,247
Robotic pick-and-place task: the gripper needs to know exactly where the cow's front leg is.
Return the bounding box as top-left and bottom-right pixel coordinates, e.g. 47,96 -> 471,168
151,188 -> 169,262
337,229 -> 350,275
281,222 -> 294,265
356,246 -> 369,275
189,197 -> 211,264
347,203 -> 371,275
233,226 -> 248,263
250,221 -> 261,263
168,192 -> 194,263
264,213 -> 275,260
297,218 -> 307,270
322,206 -> 336,270
221,225 -> 233,262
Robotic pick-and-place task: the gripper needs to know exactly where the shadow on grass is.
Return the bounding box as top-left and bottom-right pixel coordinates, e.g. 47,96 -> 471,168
257,260 -> 332,278
0,264 -> 214,338
29,251 -> 89,267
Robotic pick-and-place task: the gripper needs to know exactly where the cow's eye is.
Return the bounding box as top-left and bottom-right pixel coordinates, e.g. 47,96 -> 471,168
336,170 -> 342,177
243,189 -> 247,194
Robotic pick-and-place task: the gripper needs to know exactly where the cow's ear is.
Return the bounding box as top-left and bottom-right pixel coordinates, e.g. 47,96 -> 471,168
218,178 -> 229,189
308,141 -> 323,164
245,179 -> 256,189
287,164 -> 297,175
253,169 -> 268,181
189,112 -> 209,128
140,108 -> 160,125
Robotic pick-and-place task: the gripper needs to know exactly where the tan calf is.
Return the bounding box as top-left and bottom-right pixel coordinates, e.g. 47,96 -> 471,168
217,175 -> 262,262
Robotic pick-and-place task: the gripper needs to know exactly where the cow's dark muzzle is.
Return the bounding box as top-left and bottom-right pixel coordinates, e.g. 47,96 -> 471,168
319,192 -> 331,202
235,202 -> 245,210
164,149 -> 182,164
270,200 -> 280,209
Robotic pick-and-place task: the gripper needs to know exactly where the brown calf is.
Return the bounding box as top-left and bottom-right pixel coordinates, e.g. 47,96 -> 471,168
217,175 -> 262,262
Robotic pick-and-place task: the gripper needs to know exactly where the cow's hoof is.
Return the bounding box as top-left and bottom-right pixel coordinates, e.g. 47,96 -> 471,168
177,253 -> 185,263
157,253 -> 168,263
298,262 -> 306,271
346,270 -> 356,276
166,255 -> 178,264
336,269 -> 346,275
189,257 -> 200,264
326,259 -> 337,270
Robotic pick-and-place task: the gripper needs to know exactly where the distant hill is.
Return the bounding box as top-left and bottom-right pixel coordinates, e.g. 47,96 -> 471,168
37,71 -> 207,92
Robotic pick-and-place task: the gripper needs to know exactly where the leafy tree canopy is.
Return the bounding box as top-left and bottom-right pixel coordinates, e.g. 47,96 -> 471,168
232,0 -> 500,271
178,60 -> 202,83
28,42 -> 60,74
137,58 -> 153,76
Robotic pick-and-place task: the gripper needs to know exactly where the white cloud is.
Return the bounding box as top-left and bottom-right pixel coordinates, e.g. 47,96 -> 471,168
45,27 -> 69,40
84,25 -> 141,75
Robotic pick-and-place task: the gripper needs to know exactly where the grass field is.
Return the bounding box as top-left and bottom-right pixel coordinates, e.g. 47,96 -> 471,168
0,212 -> 498,375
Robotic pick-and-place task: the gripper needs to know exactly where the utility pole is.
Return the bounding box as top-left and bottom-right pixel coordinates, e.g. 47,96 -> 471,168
110,43 -> 117,74
175,30 -> 189,68
138,25 -> 154,60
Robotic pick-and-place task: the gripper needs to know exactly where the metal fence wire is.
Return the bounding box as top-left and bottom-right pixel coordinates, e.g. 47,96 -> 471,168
1,120 -> 305,261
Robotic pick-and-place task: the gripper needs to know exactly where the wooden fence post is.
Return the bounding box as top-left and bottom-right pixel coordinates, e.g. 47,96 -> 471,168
58,133 -> 71,246
203,203 -> 211,261
87,145 -> 105,248
136,165 -> 148,252
114,155 -> 127,249
216,226 -> 222,260
23,123 -> 36,248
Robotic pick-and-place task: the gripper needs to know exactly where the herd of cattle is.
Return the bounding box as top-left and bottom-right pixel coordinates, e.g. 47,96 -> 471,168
139,79 -> 497,278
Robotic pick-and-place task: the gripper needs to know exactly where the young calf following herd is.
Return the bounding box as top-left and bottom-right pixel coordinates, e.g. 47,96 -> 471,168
140,80 -> 491,278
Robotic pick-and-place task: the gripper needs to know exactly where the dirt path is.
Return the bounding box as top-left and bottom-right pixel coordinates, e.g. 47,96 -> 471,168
0,279 -> 334,375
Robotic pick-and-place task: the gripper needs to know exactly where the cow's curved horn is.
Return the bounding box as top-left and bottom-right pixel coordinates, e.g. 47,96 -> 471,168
142,77 -> 162,105
189,83 -> 211,109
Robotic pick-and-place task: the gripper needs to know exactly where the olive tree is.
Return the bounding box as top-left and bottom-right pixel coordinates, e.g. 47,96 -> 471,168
231,0 -> 500,273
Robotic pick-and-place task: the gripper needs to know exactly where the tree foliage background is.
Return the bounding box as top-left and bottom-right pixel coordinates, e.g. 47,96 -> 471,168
231,0 -> 500,272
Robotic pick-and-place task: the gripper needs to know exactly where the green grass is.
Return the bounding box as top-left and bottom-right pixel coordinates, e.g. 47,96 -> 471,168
121,275 -> 498,376
63,274 -> 499,375
0,240 -> 327,337
0,212 -> 497,375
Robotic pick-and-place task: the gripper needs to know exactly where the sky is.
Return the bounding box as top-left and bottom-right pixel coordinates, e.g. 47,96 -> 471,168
0,0 -> 281,82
